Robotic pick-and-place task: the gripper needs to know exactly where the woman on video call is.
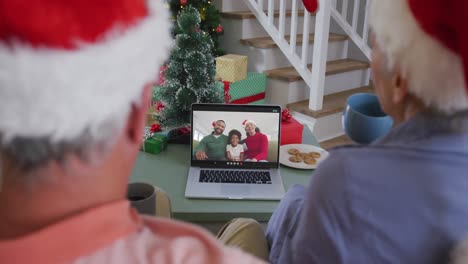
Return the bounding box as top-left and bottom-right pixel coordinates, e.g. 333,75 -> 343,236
243,120 -> 268,162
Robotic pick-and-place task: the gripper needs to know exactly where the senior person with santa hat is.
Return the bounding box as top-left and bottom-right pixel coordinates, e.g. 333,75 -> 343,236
0,0 -> 269,263
243,120 -> 269,162
266,0 -> 468,263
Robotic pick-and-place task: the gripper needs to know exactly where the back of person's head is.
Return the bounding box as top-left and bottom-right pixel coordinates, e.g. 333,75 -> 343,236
0,0 -> 172,181
371,0 -> 468,261
370,0 -> 468,115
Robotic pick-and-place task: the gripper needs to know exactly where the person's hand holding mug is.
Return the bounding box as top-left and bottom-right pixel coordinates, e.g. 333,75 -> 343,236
196,150 -> 208,160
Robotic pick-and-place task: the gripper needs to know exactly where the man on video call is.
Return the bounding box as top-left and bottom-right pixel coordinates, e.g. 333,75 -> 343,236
194,120 -> 229,160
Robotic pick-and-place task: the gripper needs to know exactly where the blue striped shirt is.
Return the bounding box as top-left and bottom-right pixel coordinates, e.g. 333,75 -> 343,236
267,111 -> 468,264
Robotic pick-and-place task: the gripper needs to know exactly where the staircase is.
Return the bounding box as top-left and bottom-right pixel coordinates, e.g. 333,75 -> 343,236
215,0 -> 372,145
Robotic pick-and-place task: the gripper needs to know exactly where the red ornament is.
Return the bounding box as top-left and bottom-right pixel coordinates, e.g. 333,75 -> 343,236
150,123 -> 161,133
215,24 -> 223,33
281,109 -> 292,122
180,0 -> 187,6
155,101 -> 165,111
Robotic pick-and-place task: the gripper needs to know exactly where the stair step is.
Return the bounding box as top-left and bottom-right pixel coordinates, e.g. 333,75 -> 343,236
287,86 -> 374,118
222,9 -> 307,19
240,33 -> 347,49
265,59 -> 369,82
320,134 -> 353,149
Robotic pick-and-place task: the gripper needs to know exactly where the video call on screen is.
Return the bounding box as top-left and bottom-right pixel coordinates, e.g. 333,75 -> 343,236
192,110 -> 280,162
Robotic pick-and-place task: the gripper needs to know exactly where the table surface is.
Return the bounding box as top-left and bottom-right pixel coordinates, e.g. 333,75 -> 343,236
130,126 -> 319,222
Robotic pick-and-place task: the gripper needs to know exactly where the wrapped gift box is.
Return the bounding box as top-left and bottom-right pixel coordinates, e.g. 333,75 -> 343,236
280,117 -> 304,145
141,133 -> 168,155
220,72 -> 266,105
215,54 -> 248,82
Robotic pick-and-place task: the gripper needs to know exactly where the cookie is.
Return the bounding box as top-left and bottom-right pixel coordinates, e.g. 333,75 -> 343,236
304,157 -> 317,165
307,152 -> 321,159
289,155 -> 303,163
297,152 -> 307,159
288,148 -> 300,155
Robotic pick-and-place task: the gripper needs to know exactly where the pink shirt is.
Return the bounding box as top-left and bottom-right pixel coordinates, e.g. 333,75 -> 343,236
0,201 -> 265,264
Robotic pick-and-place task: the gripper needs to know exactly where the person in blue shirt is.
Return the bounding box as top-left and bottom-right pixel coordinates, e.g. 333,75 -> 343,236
266,0 -> 468,263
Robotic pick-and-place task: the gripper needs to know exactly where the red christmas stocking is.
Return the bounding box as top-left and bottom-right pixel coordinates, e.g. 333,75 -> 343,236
303,0 -> 319,13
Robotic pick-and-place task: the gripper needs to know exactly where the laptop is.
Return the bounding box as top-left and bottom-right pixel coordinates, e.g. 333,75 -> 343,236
185,103 -> 285,200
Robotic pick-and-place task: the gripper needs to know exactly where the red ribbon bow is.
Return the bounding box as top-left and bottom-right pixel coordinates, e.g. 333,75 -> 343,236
302,0 -> 319,13
150,123 -> 161,133
223,81 -> 232,103
281,109 -> 292,122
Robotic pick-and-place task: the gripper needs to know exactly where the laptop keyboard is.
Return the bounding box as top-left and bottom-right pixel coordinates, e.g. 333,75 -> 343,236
199,170 -> 272,184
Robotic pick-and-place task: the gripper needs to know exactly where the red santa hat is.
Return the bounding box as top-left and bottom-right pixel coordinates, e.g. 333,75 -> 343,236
369,0 -> 468,114
242,120 -> 256,127
0,0 -> 172,144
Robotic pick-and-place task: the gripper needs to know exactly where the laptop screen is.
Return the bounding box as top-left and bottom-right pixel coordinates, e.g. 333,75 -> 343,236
191,104 -> 281,169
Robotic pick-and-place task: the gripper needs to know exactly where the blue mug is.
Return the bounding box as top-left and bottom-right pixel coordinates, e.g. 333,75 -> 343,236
342,93 -> 393,144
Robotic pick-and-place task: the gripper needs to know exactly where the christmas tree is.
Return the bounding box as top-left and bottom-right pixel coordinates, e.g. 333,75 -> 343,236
154,6 -> 224,128
170,0 -> 224,56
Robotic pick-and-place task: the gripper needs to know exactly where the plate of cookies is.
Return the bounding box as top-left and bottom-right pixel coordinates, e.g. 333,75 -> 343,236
279,144 -> 329,169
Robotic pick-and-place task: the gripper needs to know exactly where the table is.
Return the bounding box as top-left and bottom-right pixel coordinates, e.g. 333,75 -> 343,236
130,126 -> 319,222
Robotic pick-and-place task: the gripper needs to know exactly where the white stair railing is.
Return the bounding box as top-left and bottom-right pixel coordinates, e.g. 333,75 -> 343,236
242,0 -> 372,111
242,0 -> 321,108
331,0 -> 372,59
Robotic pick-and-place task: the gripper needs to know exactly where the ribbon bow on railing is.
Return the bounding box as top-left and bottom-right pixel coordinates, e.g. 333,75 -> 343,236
281,109 -> 292,122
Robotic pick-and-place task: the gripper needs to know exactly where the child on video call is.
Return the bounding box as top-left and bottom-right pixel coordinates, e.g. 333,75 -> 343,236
226,129 -> 244,161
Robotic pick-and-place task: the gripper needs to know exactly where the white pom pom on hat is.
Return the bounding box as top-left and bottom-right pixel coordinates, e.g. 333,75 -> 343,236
0,0 -> 173,144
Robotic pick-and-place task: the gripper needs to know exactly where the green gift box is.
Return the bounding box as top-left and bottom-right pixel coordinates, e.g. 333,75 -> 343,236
141,134 -> 168,155
217,72 -> 266,104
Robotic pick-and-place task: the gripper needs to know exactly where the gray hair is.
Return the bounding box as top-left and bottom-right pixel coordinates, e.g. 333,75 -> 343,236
0,119 -> 122,181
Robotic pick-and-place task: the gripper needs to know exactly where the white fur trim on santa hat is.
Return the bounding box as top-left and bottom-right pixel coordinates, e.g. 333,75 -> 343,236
0,0 -> 172,145
369,0 -> 468,114
242,120 -> 256,127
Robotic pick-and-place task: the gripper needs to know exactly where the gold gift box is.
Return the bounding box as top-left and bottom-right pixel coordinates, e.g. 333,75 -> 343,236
215,54 -> 248,82
146,112 -> 157,126
146,104 -> 158,126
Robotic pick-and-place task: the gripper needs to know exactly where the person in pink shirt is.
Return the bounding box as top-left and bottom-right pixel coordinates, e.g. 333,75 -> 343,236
0,0 -> 268,263
243,120 -> 269,162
